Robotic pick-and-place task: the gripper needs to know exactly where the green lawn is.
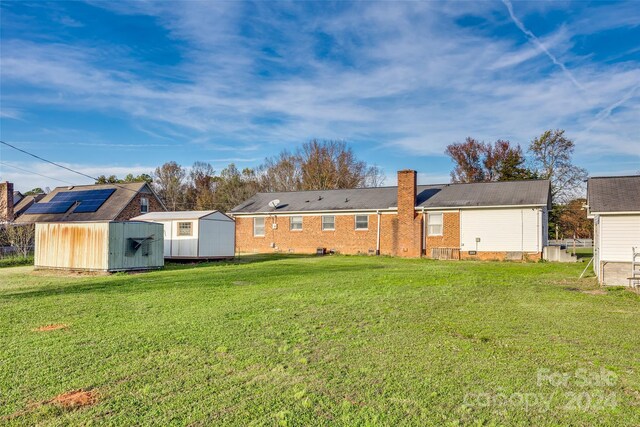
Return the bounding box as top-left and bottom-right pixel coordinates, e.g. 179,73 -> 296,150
1,256 -> 638,426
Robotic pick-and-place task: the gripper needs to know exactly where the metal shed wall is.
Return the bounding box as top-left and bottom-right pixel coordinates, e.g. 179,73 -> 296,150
35,222 -> 164,271
107,222 -> 164,271
35,222 -> 110,270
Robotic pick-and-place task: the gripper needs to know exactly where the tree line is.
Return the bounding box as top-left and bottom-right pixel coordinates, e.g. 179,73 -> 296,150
96,140 -> 385,213
444,129 -> 592,239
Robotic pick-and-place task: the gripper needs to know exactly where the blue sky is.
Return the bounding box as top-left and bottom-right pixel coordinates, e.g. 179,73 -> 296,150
1,1 -> 639,192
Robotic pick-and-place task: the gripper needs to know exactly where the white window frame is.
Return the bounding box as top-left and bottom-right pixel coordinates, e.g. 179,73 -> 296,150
177,221 -> 193,236
290,216 -> 303,231
322,215 -> 335,231
140,197 -> 149,213
253,217 -> 265,237
355,214 -> 369,230
427,212 -> 443,236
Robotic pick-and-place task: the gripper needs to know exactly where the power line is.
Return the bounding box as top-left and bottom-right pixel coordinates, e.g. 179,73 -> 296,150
1,139 -> 99,182
0,161 -> 76,186
0,139 -> 139,193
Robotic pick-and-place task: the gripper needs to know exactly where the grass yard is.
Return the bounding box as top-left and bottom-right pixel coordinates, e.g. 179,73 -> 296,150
1,256 -> 638,426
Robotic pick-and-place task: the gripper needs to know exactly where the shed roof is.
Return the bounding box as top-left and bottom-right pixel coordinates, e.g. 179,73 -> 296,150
587,175 -> 640,213
132,211 -> 219,221
231,179 -> 551,213
15,182 -> 160,223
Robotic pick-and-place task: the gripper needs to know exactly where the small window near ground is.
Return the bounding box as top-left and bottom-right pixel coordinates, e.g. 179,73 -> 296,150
290,216 -> 303,231
178,221 -> 193,236
428,213 -> 443,236
355,215 -> 368,230
254,217 -> 265,237
140,197 -> 149,213
322,215 -> 335,230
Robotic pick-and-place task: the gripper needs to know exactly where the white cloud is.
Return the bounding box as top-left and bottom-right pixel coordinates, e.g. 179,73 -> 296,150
1,1 -> 639,173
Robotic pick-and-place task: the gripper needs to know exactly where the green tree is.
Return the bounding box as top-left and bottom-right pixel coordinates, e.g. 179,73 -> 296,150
445,138 -> 535,183
529,129 -> 588,202
24,187 -> 44,196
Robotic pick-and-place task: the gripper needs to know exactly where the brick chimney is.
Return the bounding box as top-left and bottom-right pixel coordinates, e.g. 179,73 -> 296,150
1,182 -> 14,223
397,170 -> 421,257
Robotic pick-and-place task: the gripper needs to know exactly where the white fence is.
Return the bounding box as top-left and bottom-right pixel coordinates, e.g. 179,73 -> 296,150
548,239 -> 593,248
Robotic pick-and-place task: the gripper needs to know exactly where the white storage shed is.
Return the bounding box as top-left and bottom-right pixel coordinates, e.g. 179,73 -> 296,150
131,211 -> 235,259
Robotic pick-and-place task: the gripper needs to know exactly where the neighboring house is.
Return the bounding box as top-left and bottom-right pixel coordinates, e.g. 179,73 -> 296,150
587,175 -> 640,286
230,170 -> 551,260
15,182 -> 165,224
132,211 -> 235,259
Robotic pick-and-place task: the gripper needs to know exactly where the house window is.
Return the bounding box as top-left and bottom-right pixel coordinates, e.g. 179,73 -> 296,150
178,222 -> 193,236
254,217 -> 265,237
355,215 -> 368,230
322,215 -> 335,230
140,197 -> 149,213
290,216 -> 303,231
428,213 -> 443,236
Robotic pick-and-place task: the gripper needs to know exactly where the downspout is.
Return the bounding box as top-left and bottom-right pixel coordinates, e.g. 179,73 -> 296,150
376,210 -> 381,255
422,208 -> 426,256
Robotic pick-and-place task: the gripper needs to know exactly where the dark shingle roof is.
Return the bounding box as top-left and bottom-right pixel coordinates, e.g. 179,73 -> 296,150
587,176 -> 640,213
418,180 -> 551,208
15,182 -> 159,223
231,180 -> 551,213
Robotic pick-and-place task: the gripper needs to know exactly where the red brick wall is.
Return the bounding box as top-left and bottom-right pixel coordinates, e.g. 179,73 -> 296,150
116,190 -> 165,221
235,213 -> 408,255
425,211 -> 460,258
397,170 -> 422,257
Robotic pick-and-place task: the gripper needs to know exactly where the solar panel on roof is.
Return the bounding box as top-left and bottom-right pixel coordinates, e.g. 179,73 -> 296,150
48,188 -> 117,213
24,201 -> 74,214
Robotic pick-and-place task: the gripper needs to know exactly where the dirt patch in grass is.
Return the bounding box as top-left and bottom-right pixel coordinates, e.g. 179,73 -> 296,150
2,389 -> 97,421
50,389 -> 98,409
33,323 -> 68,332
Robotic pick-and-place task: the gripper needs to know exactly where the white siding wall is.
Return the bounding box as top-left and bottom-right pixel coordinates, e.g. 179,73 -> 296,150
599,214 -> 640,262
198,212 -> 235,257
460,208 -> 543,252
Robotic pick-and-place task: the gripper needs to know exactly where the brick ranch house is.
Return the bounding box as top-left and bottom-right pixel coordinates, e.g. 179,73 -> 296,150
230,170 -> 551,260
13,182 -> 165,224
